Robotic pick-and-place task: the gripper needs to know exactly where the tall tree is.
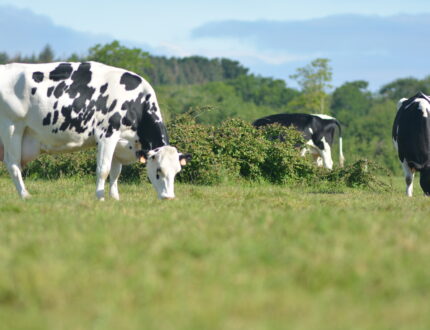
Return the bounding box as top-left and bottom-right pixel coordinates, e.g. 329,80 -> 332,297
289,58 -> 333,113
331,80 -> 372,119
38,45 -> 55,62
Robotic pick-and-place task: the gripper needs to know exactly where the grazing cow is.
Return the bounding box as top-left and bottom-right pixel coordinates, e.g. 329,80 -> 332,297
0,61 -> 190,200
393,91 -> 430,196
253,113 -> 344,169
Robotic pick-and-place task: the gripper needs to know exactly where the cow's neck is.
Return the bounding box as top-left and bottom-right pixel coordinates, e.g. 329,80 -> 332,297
136,113 -> 169,150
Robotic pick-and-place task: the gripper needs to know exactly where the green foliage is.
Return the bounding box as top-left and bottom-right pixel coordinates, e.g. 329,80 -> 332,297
87,40 -> 151,77
168,114 -> 226,185
321,159 -> 392,191
226,74 -> 299,108
157,82 -> 279,124
22,150 -> 96,179
18,150 -> 147,183
290,58 -> 333,113
167,115 -> 315,185
331,80 -> 372,118
145,56 -> 248,85
379,76 -> 430,101
38,44 -> 55,62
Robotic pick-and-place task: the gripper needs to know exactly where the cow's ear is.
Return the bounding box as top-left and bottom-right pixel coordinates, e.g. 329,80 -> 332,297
136,150 -> 149,164
179,153 -> 192,166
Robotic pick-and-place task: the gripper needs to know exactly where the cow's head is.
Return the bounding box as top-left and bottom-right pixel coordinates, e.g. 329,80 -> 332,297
138,146 -> 191,199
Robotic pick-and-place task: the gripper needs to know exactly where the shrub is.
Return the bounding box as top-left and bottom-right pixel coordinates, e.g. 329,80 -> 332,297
0,114 -> 391,192
320,159 -> 392,191
22,150 -> 96,179
168,114 -> 230,185
168,115 -> 316,185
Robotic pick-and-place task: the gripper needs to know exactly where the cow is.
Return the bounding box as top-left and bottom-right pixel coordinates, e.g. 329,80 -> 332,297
392,91 -> 430,196
253,113 -> 344,169
0,61 -> 190,200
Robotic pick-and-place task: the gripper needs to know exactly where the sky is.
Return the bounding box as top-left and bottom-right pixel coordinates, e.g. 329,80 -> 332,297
1,0 -> 430,89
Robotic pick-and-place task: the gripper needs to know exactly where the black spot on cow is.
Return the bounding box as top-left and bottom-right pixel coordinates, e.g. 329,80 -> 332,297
47,86 -> 54,97
32,72 -> 44,83
54,101 -> 58,110
49,63 -> 73,81
121,92 -> 168,149
54,81 -> 67,98
65,63 -> 95,114
31,87 -> 37,95
59,104 -> 94,134
52,128 -> 58,134
120,72 -> 142,91
95,94 -> 117,115
43,112 -> 52,126
100,83 -> 108,94
52,110 -> 59,125
105,112 -> 122,138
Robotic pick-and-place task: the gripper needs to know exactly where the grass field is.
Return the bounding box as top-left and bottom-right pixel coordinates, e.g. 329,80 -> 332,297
0,175 -> 430,330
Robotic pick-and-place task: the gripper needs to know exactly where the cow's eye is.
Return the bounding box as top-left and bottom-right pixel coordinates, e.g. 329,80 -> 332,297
156,168 -> 161,179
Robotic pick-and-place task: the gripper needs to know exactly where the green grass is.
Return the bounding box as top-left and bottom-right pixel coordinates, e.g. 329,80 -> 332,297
0,176 -> 430,330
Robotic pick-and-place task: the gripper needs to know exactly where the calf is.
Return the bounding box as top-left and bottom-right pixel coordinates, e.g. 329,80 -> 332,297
253,113 -> 344,169
393,91 -> 430,196
0,61 -> 190,200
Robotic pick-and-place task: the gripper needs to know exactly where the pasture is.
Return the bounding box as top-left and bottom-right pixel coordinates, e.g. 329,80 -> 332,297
0,176 -> 429,330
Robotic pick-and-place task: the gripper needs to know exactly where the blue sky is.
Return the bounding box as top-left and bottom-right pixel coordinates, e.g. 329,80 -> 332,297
1,0 -> 430,89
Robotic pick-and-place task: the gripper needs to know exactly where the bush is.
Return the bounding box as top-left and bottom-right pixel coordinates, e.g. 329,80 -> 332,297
168,115 -> 317,185
22,150 -> 96,179
168,114 -> 230,185
0,115 -> 391,192
320,159 -> 392,191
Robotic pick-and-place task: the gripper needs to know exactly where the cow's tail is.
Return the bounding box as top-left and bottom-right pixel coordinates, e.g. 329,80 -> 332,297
334,120 -> 345,167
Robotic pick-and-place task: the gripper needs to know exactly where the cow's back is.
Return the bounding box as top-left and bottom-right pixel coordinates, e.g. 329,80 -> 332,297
253,113 -> 314,130
0,62 -> 161,151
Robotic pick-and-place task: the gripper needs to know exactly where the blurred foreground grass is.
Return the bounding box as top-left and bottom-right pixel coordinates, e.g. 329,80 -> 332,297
0,176 -> 429,330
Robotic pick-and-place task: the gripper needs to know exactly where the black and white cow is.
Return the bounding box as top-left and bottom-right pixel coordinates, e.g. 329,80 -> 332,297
393,91 -> 430,196
0,61 -> 190,200
253,113 -> 345,169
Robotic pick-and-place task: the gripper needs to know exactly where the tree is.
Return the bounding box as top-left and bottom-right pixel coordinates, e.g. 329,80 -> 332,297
289,58 -> 333,113
0,52 -> 9,64
38,45 -> 55,62
87,40 -> 151,77
379,77 -> 430,101
331,80 -> 372,119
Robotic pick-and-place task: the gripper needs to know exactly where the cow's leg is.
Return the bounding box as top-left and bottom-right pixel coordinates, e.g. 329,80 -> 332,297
420,168 -> 430,197
300,147 -> 309,157
95,139 -> 118,201
109,158 -> 122,200
401,160 -> 415,197
0,122 -> 30,199
319,138 -> 333,170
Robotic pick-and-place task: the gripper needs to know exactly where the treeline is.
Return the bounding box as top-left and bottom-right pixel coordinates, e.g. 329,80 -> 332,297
1,41 -> 429,174
0,42 -> 249,85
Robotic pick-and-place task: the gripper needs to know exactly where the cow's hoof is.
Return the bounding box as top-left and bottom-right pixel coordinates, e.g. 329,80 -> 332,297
21,191 -> 31,200
110,194 -> 120,201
